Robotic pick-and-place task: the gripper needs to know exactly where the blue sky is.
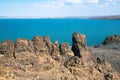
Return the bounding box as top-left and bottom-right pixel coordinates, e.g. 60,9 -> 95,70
0,0 -> 120,17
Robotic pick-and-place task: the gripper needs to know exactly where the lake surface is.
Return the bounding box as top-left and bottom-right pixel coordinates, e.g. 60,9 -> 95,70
0,19 -> 120,46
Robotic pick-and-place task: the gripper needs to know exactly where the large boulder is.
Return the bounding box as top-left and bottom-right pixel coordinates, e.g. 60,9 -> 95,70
0,40 -> 14,57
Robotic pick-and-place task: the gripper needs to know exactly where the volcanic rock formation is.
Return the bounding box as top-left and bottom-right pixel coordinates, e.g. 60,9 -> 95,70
0,32 -> 120,80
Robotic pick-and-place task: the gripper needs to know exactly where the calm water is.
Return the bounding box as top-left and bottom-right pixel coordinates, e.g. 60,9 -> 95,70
0,19 -> 120,46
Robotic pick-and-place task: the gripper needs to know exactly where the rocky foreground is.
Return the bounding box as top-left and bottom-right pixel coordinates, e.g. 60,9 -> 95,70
90,34 -> 120,73
0,32 -> 120,80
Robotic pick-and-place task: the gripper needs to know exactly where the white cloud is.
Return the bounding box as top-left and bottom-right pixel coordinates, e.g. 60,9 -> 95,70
85,0 -> 99,3
106,0 -> 120,2
65,0 -> 82,3
33,1 -> 64,8
32,0 -> 120,8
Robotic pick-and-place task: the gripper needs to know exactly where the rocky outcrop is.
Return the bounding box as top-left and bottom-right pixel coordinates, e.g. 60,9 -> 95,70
72,32 -> 86,57
43,36 -> 53,54
32,36 -> 49,54
95,34 -> 120,50
103,34 -> 120,45
0,40 -> 14,57
60,42 -> 74,56
0,32 -> 120,80
91,34 -> 120,74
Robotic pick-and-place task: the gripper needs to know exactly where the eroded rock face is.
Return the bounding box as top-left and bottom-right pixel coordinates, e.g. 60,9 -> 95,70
0,40 -> 14,57
43,36 -> 53,54
72,32 -> 86,57
32,36 -> 48,54
60,42 -> 74,56
15,38 -> 29,52
51,41 -> 61,61
0,32 -> 120,80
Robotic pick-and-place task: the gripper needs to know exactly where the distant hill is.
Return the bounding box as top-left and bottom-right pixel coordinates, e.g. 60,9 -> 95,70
90,15 -> 120,20
0,15 -> 120,19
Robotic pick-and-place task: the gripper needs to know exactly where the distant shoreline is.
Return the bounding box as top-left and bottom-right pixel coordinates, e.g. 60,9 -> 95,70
0,15 -> 120,20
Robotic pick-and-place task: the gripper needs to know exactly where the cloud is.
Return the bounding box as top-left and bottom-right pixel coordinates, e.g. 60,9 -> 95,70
33,1 -> 63,8
85,0 -> 99,3
106,0 -> 120,2
32,0 -> 120,8
65,0 -> 82,3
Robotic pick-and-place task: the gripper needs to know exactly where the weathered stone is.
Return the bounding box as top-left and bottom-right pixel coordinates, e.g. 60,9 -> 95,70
15,38 -> 29,52
27,40 -> 35,53
103,34 -> 120,45
104,73 -> 113,80
0,40 -> 14,57
72,32 -> 86,57
64,56 -> 81,67
60,42 -> 74,56
0,32 -> 120,80
51,41 -> 63,62
97,57 -> 102,64
51,41 -> 60,56
43,36 -> 53,54
32,36 -> 48,54
14,39 -> 37,66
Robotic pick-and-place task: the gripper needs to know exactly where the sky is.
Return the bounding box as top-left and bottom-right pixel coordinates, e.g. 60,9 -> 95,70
0,0 -> 120,18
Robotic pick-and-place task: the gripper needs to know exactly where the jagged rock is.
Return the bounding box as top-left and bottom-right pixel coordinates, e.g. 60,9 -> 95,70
64,56 -> 81,67
97,57 -> 102,64
15,39 -> 34,53
72,32 -> 86,57
51,41 -> 61,61
32,36 -> 48,54
0,32 -> 120,80
14,38 -> 37,66
0,40 -> 14,57
43,36 -> 53,54
60,42 -> 74,56
27,40 -> 35,53
15,38 -> 29,52
103,34 -> 120,45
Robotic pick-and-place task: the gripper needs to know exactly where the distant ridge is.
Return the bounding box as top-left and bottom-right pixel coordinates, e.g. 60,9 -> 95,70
90,15 -> 120,20
0,15 -> 120,19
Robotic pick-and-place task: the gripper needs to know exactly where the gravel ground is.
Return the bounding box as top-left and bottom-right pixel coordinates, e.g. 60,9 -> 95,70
90,44 -> 120,73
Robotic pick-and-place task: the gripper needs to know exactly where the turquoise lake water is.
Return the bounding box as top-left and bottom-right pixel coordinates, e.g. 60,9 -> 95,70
0,19 -> 120,46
